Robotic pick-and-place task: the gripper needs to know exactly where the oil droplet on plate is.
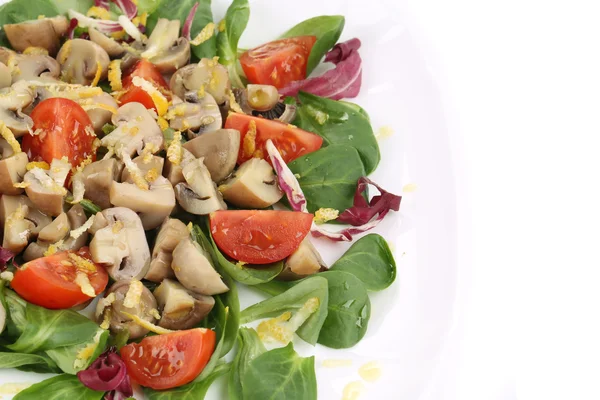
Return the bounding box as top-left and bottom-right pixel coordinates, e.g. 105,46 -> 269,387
403,183 -> 418,192
358,361 -> 382,382
0,382 -> 34,395
321,359 -> 353,368
342,381 -> 365,400
375,125 -> 394,140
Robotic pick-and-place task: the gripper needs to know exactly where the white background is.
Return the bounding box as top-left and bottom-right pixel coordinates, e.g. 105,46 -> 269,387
397,0 -> 600,399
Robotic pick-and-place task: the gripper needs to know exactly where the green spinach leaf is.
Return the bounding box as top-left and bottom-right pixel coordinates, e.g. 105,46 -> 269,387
330,234 -> 396,291
0,0 -> 60,47
0,352 -> 59,372
228,328 -> 266,400
317,271 -> 370,348
240,276 -> 329,345
294,92 -> 380,174
195,299 -> 229,381
13,374 -> 103,400
216,0 -> 250,88
147,0 -> 217,59
280,15 -> 345,75
242,342 -> 317,400
3,289 -> 27,339
44,329 -> 108,374
288,145 -> 365,213
145,362 -> 230,400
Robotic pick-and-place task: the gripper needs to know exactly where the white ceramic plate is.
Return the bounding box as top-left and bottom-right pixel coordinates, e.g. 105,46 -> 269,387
0,0 -> 460,398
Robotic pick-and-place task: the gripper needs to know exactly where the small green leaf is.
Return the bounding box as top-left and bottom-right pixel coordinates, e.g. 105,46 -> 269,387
14,374 -> 103,400
216,0 -> 250,88
228,328 -> 266,400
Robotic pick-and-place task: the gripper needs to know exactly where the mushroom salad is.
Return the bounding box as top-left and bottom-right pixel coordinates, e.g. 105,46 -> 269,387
0,0 -> 401,399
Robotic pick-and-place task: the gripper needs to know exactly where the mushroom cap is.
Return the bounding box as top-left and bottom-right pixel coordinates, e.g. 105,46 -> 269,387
121,155 -> 164,184
167,93 -> 222,137
154,279 -> 215,330
37,212 -> 70,243
183,129 -> 240,183
82,158 -> 124,210
0,49 -> 61,84
163,148 -> 195,187
102,102 -> 163,158
0,152 -> 28,195
140,18 -> 190,74
90,207 -> 151,281
172,237 -> 229,295
23,168 -> 67,217
109,176 -> 176,230
145,218 -> 189,282
279,238 -> 327,281
0,82 -> 35,136
170,59 -> 231,104
0,63 -> 11,89
57,39 -> 110,85
175,158 -> 227,215
3,16 -> 69,56
98,280 -> 158,339
86,92 -> 119,133
0,195 -> 51,237
89,28 -> 126,58
219,158 -> 284,209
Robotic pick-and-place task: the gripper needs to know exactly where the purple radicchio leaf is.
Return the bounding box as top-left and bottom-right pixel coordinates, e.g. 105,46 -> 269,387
94,0 -> 110,9
183,2 -> 200,40
112,0 -> 138,20
77,347 -> 133,400
279,38 -> 363,100
337,177 -> 402,226
0,247 -> 15,272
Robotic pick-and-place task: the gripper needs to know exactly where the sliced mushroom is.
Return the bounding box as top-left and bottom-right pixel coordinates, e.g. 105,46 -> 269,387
89,27 -> 126,58
3,53 -> 61,84
57,39 -> 110,85
0,142 -> 28,195
0,63 -> 11,89
96,280 -> 158,339
145,218 -> 189,282
3,16 -> 68,55
172,237 -> 229,295
81,158 -> 124,210
110,176 -> 176,230
170,59 -> 231,104
0,195 -> 51,237
279,238 -> 327,281
166,93 -> 222,138
23,167 -> 68,217
0,82 -> 35,136
62,204 -> 89,251
90,207 -> 151,281
182,129 -> 240,183
247,84 -> 279,111
253,102 -> 297,124
163,148 -> 195,186
120,155 -> 164,184
86,92 -> 119,134
154,279 -> 215,330
37,212 -> 69,243
175,158 -> 226,215
219,158 -> 284,208
101,102 -> 163,158
135,19 -> 190,74
2,203 -> 33,254
88,210 -> 109,235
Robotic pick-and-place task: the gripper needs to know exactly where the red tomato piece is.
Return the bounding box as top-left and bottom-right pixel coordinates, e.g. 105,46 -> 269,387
224,113 -> 323,165
119,59 -> 170,112
120,328 -> 216,390
240,36 -> 317,88
11,247 -> 108,309
22,98 -> 96,169
209,210 -> 313,264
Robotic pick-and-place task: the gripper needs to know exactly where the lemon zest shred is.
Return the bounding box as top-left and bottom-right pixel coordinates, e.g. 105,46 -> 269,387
314,208 -> 339,224
108,60 -> 123,91
86,6 -> 111,19
23,47 -> 48,56
167,131 -> 183,166
242,120 -> 257,158
26,161 -> 50,171
190,22 -> 215,46
121,312 -> 174,335
228,89 -> 244,114
218,19 -> 226,32
157,117 -> 169,131
90,61 -> 103,87
123,280 -> 144,309
68,252 -> 97,272
0,122 -> 21,154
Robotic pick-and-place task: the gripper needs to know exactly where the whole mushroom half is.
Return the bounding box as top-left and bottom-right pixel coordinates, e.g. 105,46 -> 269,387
166,93 -> 222,138
0,139 -> 28,195
88,27 -> 126,58
154,279 -> 215,330
23,160 -> 70,217
81,158 -> 124,210
57,39 -> 110,85
171,237 -> 229,295
0,195 -> 51,254
170,58 -> 231,104
136,18 -> 190,74
145,218 -> 189,282
85,92 -> 119,134
110,176 -> 176,230
96,280 -> 158,339
101,102 -> 163,158
175,158 -> 227,215
278,238 -> 327,281
0,82 -> 35,136
3,16 -> 69,55
183,129 -> 240,183
90,207 -> 151,281
164,148 -> 195,187
219,158 -> 284,209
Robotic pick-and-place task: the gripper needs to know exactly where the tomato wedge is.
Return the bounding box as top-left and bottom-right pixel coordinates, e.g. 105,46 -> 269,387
11,247 -> 108,309
225,113 -> 323,165
119,59 -> 170,112
22,98 -> 96,169
210,210 -> 313,264
121,328 -> 216,390
240,36 -> 317,88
